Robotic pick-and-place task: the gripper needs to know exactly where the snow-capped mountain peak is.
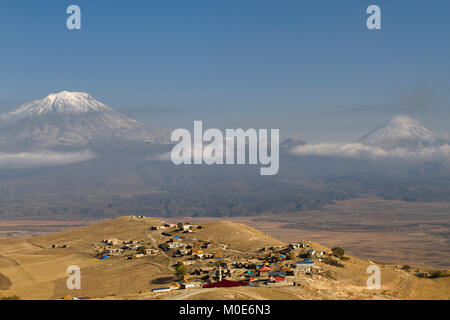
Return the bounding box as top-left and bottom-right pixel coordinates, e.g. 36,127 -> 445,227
359,115 -> 446,149
40,91 -> 108,113
4,91 -> 110,120
0,91 -> 169,151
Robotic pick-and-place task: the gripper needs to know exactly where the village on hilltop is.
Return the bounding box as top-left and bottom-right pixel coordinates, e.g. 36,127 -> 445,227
3,215 -> 446,301
88,216 -> 347,295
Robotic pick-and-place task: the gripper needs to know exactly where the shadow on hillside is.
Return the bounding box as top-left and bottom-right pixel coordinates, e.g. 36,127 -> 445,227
151,276 -> 175,284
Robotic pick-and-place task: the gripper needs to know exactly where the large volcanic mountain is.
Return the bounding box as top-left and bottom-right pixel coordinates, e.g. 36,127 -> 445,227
358,115 -> 448,150
0,91 -> 169,152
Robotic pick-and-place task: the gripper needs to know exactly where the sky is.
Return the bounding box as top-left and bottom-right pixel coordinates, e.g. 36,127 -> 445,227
0,0 -> 449,142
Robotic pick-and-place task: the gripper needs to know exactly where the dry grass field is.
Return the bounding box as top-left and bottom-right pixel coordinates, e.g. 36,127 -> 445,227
0,217 -> 171,299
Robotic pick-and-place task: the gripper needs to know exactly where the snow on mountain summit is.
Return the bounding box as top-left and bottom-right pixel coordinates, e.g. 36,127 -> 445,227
359,115 -> 447,149
0,91 -> 169,151
37,91 -> 109,114
2,91 -> 111,122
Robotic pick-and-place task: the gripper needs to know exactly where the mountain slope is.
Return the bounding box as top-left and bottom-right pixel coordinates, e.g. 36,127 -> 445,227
359,115 -> 447,149
0,91 -> 169,151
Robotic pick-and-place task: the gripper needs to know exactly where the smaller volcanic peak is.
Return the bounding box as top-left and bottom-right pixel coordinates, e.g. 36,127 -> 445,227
281,137 -> 307,148
359,115 -> 447,149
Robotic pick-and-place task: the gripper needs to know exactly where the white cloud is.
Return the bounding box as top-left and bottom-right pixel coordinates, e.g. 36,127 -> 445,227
147,152 -> 171,161
289,143 -> 450,161
148,138 -> 249,163
147,144 -> 217,163
0,150 -> 96,168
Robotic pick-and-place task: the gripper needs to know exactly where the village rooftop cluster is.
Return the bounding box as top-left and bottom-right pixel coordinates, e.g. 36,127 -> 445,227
87,216 -> 347,294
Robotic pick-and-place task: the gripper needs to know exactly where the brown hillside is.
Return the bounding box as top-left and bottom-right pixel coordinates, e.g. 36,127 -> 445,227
30,216 -> 164,246
0,217 -> 448,300
197,220 -> 286,251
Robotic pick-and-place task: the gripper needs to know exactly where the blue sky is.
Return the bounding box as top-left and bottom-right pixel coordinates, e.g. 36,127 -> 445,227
0,0 -> 449,142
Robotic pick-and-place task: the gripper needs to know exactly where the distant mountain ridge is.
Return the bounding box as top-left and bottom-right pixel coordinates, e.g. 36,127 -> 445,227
0,91 -> 170,152
281,137 -> 307,148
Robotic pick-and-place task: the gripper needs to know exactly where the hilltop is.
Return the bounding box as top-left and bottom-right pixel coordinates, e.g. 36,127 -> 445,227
0,217 -> 448,300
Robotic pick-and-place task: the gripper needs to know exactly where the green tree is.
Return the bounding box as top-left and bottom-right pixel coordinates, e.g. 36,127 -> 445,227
430,270 -> 442,278
402,265 -> 411,271
175,262 -> 187,280
136,246 -> 146,254
159,243 -> 169,251
331,247 -> 345,258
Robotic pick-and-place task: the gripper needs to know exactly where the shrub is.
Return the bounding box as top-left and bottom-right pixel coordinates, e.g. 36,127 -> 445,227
415,272 -> 425,278
159,243 -> 170,251
323,271 -> 337,280
136,246 -> 146,254
429,270 -> 442,278
1,295 -> 20,300
322,257 -> 344,268
402,265 -> 411,271
331,247 -> 345,258
175,262 -> 187,280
